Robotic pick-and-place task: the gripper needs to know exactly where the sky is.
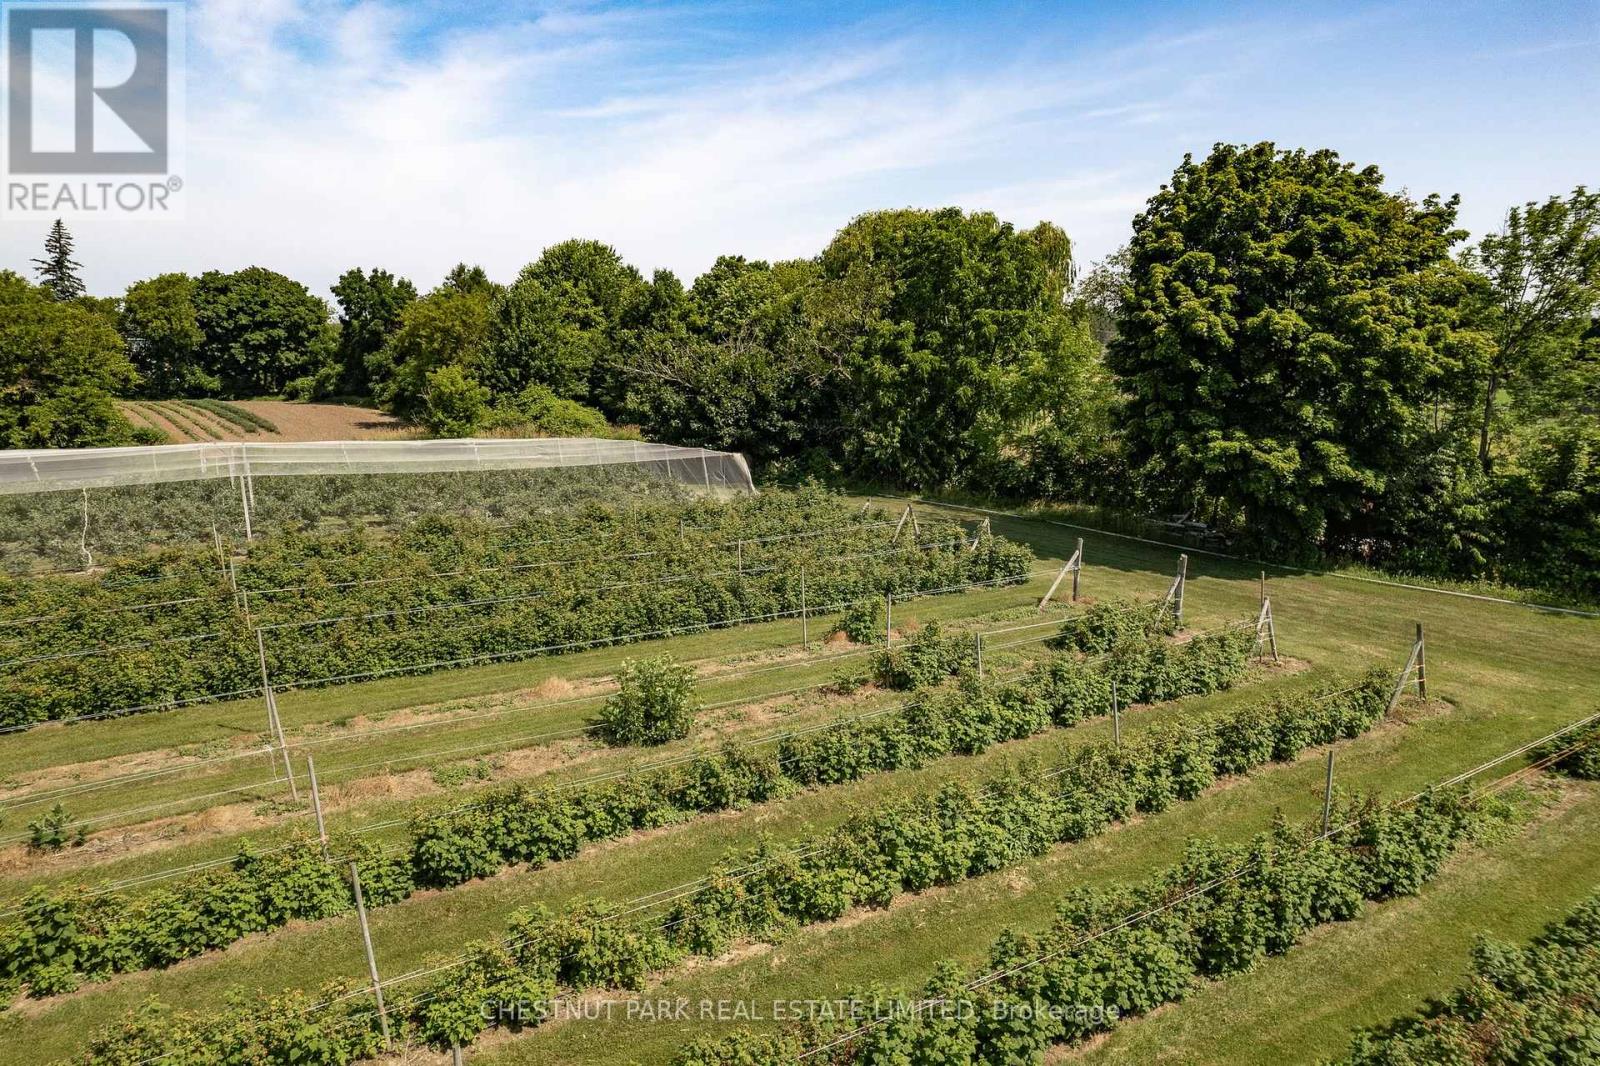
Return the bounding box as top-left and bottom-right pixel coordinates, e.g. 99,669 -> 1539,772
2,0 -> 1597,298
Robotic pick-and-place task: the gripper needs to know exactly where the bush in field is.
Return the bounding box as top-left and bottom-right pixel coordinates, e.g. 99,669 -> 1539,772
870,622 -> 975,689
600,656 -> 698,746
27,804 -> 84,852
1537,720 -> 1600,780
834,598 -> 884,644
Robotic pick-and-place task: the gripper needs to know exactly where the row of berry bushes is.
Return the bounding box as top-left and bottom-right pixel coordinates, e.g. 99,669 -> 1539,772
0,488 -> 1034,725
67,660 -> 1403,1061
1333,889 -> 1600,1065
1,617 -> 1252,999
673,787 -> 1507,1065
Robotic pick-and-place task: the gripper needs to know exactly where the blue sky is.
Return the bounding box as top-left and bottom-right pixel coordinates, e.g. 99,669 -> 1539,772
6,0 -> 1597,296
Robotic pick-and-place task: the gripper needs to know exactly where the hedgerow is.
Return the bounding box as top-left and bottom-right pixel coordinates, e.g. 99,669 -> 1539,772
0,487 -> 1034,725
673,789 -> 1509,1066
1332,890 -> 1600,1065
1051,596 -> 1177,653
2,617 -> 1252,998
867,622 -> 976,690
66,661 -> 1408,1060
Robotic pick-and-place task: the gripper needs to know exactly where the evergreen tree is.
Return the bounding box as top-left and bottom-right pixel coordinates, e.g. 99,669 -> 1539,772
32,219 -> 86,301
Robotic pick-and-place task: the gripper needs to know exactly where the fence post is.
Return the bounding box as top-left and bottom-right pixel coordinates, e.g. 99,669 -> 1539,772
1111,680 -> 1121,749
349,862 -> 391,1045
256,628 -> 298,801
1415,622 -> 1427,700
975,632 -> 983,679
307,755 -> 328,861
1322,750 -> 1336,835
885,592 -> 893,647
736,539 -> 744,574
1386,625 -> 1427,713
800,568 -> 809,650
1071,538 -> 1083,602
1175,554 -> 1188,626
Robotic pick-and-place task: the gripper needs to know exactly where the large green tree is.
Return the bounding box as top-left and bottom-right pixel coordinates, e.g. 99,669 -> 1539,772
330,268 -> 417,396
119,273 -> 210,397
820,207 -> 1092,488
374,287 -> 493,419
32,220 -> 85,301
192,267 -> 334,396
1107,142 -> 1483,554
0,271 -> 139,446
1466,187 -> 1600,472
482,240 -> 644,409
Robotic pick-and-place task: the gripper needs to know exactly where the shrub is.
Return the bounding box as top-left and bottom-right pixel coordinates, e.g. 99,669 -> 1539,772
27,803 -> 84,852
599,656 -> 698,746
421,364 -> 491,437
834,598 -> 884,644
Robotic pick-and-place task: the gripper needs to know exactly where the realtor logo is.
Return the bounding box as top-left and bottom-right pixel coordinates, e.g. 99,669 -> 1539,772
2,0 -> 185,218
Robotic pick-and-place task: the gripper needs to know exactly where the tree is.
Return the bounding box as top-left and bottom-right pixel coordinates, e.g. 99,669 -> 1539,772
482,240 -> 645,409
192,267 -> 334,395
330,268 -> 417,396
0,271 -> 139,446
1466,187 -> 1600,472
374,288 -> 493,418
119,273 -> 211,396
439,263 -> 496,297
32,220 -> 85,301
819,208 -> 1089,488
1106,143 -> 1481,555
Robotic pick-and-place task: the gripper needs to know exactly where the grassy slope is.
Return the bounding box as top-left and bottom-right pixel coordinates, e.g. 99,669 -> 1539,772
1,504 -> 1595,1063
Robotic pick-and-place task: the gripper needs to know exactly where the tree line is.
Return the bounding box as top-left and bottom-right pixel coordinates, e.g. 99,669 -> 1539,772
1,143 -> 1596,596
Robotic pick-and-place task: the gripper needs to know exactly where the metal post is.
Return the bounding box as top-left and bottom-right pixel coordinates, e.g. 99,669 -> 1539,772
1175,554 -> 1188,625
349,862 -> 391,1044
800,568 -> 809,650
1415,622 -> 1427,700
1112,680 -> 1121,749
256,629 -> 298,801
975,632 -> 984,679
307,755 -> 328,860
885,592 -> 893,646
1322,750 -> 1335,836
1071,538 -> 1083,601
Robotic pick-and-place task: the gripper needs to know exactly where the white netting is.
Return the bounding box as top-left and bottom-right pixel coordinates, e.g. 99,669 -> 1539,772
0,438 -> 754,494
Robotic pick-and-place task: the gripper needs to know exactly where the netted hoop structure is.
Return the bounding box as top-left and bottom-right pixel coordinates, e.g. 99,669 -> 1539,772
0,439 -> 754,495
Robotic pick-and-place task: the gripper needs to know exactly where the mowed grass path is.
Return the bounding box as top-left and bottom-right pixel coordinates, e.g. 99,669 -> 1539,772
1,505 -> 1594,1063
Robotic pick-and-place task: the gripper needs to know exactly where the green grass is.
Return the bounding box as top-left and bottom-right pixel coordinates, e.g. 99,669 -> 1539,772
2,503 -> 1596,1064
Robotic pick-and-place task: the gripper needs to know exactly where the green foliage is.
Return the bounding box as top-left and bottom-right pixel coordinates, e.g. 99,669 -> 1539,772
599,655 -> 699,746
372,287 -> 492,418
330,267 -> 416,396
1538,720 -> 1600,780
869,622 -> 976,689
186,398 -> 277,433
1334,890 -> 1600,1066
1108,142 -> 1482,556
420,364 -> 491,437
192,267 -> 335,396
119,273 -> 212,397
0,271 -> 141,447
1052,598 -> 1177,653
32,219 -> 85,301
679,789 -> 1499,1066
481,383 -> 621,438
834,597 -> 884,644
26,803 -> 85,852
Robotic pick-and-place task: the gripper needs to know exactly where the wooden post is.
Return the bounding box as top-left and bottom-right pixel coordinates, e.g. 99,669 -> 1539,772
736,539 -> 744,574
1259,571 -> 1267,606
307,755 -> 328,861
1415,622 -> 1427,700
885,592 -> 893,646
349,862 -> 391,1044
256,629 -> 298,801
1071,538 -> 1083,602
909,506 -> 920,537
1111,681 -> 1121,749
452,1046 -> 464,1066
1322,750 -> 1335,835
974,632 -> 983,679
969,516 -> 991,553
238,469 -> 254,541
1386,626 -> 1427,713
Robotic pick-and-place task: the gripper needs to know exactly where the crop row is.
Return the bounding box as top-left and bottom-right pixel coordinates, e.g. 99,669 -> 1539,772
0,490 -> 1034,725
1333,887 -> 1600,1065
0,612 -> 1248,999
675,787 -> 1507,1065
65,650 -> 1397,1061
